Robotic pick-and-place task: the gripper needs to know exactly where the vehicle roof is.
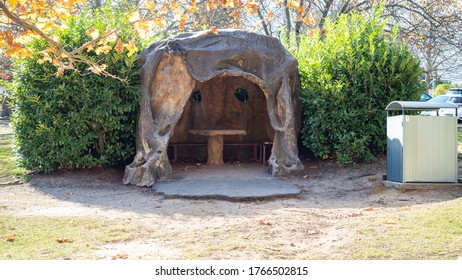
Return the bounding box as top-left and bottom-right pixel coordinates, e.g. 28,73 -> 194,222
434,93 -> 462,97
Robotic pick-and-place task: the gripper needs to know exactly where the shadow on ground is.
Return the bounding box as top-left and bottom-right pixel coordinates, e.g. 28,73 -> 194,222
22,159 -> 462,218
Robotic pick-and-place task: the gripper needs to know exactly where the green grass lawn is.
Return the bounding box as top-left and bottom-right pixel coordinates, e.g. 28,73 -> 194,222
335,199 -> 462,259
0,134 -> 27,182
0,215 -> 155,259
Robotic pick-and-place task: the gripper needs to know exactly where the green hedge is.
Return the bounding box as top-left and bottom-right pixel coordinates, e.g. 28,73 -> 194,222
294,10 -> 423,164
12,6 -> 142,172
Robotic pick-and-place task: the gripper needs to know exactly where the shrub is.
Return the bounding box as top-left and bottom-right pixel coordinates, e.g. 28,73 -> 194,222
11,6 -> 142,172
434,84 -> 452,96
294,9 -> 423,164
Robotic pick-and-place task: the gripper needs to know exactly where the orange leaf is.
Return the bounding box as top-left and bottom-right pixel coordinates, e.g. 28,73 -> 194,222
45,47 -> 57,54
56,66 -> 65,77
258,220 -> 272,226
264,11 -> 274,22
5,235 -> 15,242
144,0 -> 156,11
364,207 -> 374,211
209,26 -> 219,35
179,14 -> 187,30
303,16 -> 316,26
111,253 -> 128,260
114,39 -> 124,53
287,0 -> 299,9
186,0 -> 197,13
244,1 -> 259,15
85,28 -> 99,40
56,237 -> 73,243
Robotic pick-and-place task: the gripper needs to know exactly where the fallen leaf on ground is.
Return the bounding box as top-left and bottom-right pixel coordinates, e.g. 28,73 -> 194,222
347,212 -> 361,217
56,237 -> 73,243
111,253 -> 129,260
258,220 -> 272,226
5,235 -> 15,242
154,205 -> 162,208
364,207 -> 374,211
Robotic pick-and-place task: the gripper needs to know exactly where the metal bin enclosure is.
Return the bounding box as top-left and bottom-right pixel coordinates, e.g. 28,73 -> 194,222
386,101 -> 458,183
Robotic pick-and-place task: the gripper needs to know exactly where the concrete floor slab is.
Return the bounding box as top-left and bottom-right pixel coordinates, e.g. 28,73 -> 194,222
153,163 -> 301,200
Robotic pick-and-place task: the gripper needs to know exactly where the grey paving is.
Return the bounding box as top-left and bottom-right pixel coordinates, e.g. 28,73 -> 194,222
153,163 -> 301,200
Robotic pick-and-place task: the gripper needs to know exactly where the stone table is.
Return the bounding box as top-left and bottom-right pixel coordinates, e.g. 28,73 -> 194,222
188,129 -> 246,166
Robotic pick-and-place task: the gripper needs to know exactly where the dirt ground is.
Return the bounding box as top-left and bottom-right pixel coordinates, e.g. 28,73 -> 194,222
1,155 -> 462,259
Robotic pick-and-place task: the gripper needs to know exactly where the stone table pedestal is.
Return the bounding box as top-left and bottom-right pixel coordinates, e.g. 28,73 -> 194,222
188,129 -> 246,166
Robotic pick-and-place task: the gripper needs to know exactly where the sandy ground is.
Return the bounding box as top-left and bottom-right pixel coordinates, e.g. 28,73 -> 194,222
1,157 -> 461,259
2,117 -> 462,259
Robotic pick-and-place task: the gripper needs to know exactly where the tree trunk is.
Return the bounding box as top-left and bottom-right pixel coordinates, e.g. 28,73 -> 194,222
284,0 -> 292,43
1,95 -> 11,118
294,0 -> 305,48
319,0 -> 334,40
257,7 -> 271,36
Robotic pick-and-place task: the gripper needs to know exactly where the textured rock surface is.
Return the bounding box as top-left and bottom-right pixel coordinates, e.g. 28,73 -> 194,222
124,29 -> 304,186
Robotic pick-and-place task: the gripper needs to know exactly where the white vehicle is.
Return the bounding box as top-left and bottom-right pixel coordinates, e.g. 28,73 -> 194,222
421,94 -> 462,122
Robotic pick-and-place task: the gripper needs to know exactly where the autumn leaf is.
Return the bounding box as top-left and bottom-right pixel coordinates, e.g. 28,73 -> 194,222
45,47 -> 57,54
101,29 -> 117,44
111,253 -> 128,260
258,220 -> 272,226
209,26 -> 219,35
89,64 -> 107,75
264,11 -> 274,23
186,0 -> 197,13
5,235 -> 15,242
86,43 -> 94,52
56,237 -> 73,243
86,28 -> 99,40
95,45 -> 112,55
287,0 -> 299,9
296,13 -> 302,22
7,0 -> 19,7
303,16 -> 316,26
52,59 -> 61,67
114,39 -> 124,53
244,1 -> 259,15
144,0 -> 156,12
124,39 -> 137,57
55,65 -> 65,77
179,14 -> 187,30
364,207 -> 374,211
